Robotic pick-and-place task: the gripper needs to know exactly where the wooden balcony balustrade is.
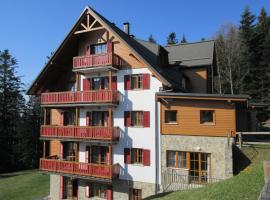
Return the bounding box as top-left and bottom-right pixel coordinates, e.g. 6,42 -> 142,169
73,53 -> 121,69
40,158 -> 120,179
40,125 -> 120,141
41,90 -> 119,105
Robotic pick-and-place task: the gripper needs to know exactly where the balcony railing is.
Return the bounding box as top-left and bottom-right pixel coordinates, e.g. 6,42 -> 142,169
40,159 -> 120,179
40,125 -> 120,141
41,90 -> 119,105
73,53 -> 121,69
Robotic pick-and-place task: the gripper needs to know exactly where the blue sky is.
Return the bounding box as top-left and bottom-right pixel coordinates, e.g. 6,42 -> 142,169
0,0 -> 269,89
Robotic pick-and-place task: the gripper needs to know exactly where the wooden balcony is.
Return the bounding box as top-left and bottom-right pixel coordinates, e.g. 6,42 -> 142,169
40,125 -> 120,142
41,90 -> 119,106
40,159 -> 120,180
73,53 -> 121,72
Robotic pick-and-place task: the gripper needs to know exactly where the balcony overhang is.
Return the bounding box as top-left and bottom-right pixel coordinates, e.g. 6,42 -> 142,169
73,65 -> 119,74
40,137 -> 118,145
40,171 -> 113,183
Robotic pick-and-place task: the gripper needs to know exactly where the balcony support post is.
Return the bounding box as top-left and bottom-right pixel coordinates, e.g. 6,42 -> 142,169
43,108 -> 47,125
108,70 -> 112,90
76,73 -> 81,91
109,145 -> 112,165
108,108 -> 112,127
75,107 -> 79,126
43,141 -> 46,158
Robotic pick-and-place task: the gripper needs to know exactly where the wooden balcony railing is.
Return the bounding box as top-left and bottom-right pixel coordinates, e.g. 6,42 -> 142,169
40,125 -> 120,141
40,159 -> 120,179
73,53 -> 121,69
41,90 -> 119,105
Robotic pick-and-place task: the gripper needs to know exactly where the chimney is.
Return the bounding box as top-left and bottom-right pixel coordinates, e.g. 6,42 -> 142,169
123,22 -> 130,35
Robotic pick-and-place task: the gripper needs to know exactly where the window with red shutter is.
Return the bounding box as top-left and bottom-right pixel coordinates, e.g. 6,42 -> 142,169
112,76 -> 117,90
124,148 -> 131,164
143,149 -> 151,166
143,111 -> 150,127
124,75 -> 131,90
142,73 -> 150,89
124,111 -> 131,127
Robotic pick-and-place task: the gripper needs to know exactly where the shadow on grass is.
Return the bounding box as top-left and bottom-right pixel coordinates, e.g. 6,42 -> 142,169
144,192 -> 173,200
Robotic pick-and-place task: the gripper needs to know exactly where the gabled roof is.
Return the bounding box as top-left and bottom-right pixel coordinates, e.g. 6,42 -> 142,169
164,40 -> 215,67
27,6 -> 177,95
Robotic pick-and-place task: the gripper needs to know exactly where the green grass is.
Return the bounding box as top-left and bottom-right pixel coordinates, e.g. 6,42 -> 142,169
155,145 -> 270,200
0,170 -> 49,200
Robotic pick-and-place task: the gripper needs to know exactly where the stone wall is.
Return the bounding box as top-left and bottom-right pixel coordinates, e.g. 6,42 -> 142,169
113,179 -> 156,200
49,174 -> 60,200
161,135 -> 234,179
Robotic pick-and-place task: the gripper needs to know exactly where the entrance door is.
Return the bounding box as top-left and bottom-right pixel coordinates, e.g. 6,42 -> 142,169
189,152 -> 210,183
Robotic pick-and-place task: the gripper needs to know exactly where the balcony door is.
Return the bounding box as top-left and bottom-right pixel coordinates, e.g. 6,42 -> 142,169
87,111 -> 109,127
86,146 -> 110,165
63,177 -> 78,200
92,77 -> 109,90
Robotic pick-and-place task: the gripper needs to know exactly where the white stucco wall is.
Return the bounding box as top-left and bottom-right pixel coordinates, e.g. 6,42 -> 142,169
78,67 -> 162,184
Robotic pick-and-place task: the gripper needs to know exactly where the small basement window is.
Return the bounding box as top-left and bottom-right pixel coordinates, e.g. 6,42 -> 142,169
200,110 -> 215,125
165,110 -> 177,124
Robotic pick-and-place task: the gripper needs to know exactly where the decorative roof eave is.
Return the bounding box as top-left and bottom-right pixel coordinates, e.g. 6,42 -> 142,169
27,6 -> 172,95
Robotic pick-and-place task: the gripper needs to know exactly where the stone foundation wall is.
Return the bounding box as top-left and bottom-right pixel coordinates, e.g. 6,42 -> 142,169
49,174 -> 60,200
161,135 -> 234,179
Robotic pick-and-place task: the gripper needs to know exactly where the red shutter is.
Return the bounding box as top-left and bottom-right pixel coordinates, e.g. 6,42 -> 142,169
59,142 -> 63,159
124,75 -> 131,90
124,148 -> 131,164
86,112 -> 91,126
112,76 -> 117,90
124,111 -> 131,127
59,176 -> 64,199
142,74 -> 150,89
107,186 -> 112,200
60,112 -> 64,126
83,78 -> 91,91
143,111 -> 150,127
85,45 -> 91,55
143,149 -> 150,166
107,42 -> 113,53
106,148 -> 110,165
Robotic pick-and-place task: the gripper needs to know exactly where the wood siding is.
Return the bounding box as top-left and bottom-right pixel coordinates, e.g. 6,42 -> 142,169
160,99 -> 236,137
183,67 -> 207,93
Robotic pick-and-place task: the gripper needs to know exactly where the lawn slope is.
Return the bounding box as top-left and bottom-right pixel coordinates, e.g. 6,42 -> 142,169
0,170 -> 49,200
156,145 -> 269,200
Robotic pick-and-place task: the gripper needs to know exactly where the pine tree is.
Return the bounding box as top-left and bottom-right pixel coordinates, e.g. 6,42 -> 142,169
239,7 -> 257,99
18,96 -> 41,168
167,32 -> 178,45
181,35 -> 187,43
148,34 -> 157,43
255,8 -> 270,103
0,50 -> 25,172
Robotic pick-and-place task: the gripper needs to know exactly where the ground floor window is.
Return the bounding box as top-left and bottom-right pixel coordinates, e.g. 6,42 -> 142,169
130,188 -> 142,200
131,148 -> 143,164
166,151 -> 211,182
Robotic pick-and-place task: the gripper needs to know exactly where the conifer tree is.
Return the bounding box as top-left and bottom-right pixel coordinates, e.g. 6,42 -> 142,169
0,50 -> 25,172
181,35 -> 187,43
148,34 -> 157,43
167,32 -> 178,45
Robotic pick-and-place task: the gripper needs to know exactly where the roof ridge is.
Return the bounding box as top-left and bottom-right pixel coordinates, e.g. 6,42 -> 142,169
164,39 -> 215,47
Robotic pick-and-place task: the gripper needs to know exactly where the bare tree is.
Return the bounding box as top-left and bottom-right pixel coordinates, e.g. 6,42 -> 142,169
214,24 -> 249,94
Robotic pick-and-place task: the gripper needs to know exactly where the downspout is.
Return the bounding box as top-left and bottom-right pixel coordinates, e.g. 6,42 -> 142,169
155,98 -> 160,193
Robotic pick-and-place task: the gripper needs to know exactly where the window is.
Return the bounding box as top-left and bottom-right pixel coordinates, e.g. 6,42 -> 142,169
91,146 -> 109,164
200,110 -> 215,125
87,111 -> 109,127
131,74 -> 143,89
166,151 -> 186,168
165,110 -> 177,124
131,148 -> 143,164
92,77 -> 108,90
190,152 -> 210,183
92,184 -> 107,199
90,43 -> 107,55
131,111 -> 143,127
130,188 -> 142,200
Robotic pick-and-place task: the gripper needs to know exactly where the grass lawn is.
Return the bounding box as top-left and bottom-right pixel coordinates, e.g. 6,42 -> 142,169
0,170 -> 49,200
155,145 -> 270,200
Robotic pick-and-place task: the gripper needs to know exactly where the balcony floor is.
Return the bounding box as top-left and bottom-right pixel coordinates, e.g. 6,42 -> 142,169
72,65 -> 118,74
39,137 -> 118,145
